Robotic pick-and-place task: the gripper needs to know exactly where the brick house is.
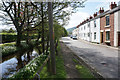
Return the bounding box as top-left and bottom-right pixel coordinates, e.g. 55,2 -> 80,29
100,2 -> 120,47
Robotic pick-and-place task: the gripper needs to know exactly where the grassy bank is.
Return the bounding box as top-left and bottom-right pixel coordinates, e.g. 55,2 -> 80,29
1,40 -> 41,57
39,55 -> 66,79
39,41 -> 67,79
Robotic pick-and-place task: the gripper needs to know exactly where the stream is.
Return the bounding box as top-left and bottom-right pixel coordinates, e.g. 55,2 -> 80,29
0,47 -> 41,78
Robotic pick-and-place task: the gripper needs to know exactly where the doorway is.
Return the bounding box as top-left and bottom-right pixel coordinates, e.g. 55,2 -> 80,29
118,32 -> 120,46
101,32 -> 103,43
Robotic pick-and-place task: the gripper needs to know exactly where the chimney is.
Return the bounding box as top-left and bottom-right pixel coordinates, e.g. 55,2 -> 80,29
93,12 -> 97,17
99,7 -> 104,14
110,2 -> 117,9
86,18 -> 89,21
77,25 -> 79,28
89,16 -> 93,19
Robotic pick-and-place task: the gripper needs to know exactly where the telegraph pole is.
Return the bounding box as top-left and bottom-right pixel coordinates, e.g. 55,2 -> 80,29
48,2 -> 56,75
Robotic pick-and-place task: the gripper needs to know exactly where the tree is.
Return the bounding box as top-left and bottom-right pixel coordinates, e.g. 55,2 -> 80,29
1,2 -> 39,46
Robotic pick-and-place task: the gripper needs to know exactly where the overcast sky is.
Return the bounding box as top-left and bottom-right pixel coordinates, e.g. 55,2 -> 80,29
0,0 -> 120,30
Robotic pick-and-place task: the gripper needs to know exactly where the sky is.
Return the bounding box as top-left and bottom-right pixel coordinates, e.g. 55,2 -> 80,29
65,0 -> 120,29
0,0 -> 120,30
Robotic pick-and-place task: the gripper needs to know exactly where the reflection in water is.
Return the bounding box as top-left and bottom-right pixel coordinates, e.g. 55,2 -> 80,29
16,54 -> 23,70
1,58 -> 18,78
1,49 -> 39,78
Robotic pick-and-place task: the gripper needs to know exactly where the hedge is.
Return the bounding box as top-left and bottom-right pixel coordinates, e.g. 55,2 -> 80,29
1,40 -> 43,58
0,33 -> 38,43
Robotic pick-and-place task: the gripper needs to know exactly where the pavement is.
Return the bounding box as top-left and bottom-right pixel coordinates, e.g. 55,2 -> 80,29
60,37 -> 119,78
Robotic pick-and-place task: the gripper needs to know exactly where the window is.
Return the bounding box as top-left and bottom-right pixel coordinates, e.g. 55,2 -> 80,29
94,32 -> 96,40
106,16 -> 110,26
88,33 -> 90,37
84,26 -> 85,30
106,31 -> 110,41
88,23 -> 90,27
84,33 -> 85,37
94,20 -> 96,27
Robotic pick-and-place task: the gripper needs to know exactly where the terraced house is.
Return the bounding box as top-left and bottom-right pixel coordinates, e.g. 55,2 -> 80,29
73,2 -> 120,47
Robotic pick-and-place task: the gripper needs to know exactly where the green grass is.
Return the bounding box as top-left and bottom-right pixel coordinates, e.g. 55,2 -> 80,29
0,42 -> 16,46
0,33 -> 17,35
73,59 -> 96,79
40,40 -> 66,79
39,55 -> 66,79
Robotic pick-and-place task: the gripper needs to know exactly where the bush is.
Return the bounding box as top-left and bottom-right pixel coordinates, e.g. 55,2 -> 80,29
2,46 -> 17,57
1,41 -> 40,57
1,34 -> 17,43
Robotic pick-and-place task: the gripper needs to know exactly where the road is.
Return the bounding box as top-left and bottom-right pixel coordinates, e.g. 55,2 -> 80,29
61,37 -> 119,78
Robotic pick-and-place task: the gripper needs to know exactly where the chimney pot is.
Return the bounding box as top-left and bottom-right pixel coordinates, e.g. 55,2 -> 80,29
99,7 -> 104,14
110,2 -> 117,9
93,12 -> 97,17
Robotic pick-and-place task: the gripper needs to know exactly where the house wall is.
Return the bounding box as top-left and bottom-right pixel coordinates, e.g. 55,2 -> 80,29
78,18 -> 100,43
114,10 -> 120,47
90,18 -> 100,43
114,11 -> 118,47
118,11 -> 120,46
100,13 -> 114,46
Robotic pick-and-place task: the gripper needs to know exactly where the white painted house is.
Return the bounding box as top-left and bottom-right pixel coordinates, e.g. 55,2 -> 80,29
90,18 -> 100,43
114,3 -> 120,47
78,15 -> 100,43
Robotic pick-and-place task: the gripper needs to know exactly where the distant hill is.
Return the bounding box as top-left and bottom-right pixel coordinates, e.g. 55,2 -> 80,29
67,27 -> 76,34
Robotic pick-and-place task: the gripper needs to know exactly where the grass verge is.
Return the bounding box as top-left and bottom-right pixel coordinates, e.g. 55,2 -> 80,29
73,59 -> 96,79
39,42 -> 66,79
39,55 -> 66,79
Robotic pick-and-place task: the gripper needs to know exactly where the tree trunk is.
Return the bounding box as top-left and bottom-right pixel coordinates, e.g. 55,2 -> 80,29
26,29 -> 29,44
55,40 -> 58,56
41,2 -> 45,54
46,35 -> 49,53
16,30 -> 22,47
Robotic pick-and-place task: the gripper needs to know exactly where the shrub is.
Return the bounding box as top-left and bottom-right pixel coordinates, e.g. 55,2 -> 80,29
11,54 -> 49,79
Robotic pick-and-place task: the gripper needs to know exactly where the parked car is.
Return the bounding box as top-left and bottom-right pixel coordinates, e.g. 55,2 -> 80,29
72,36 -> 77,40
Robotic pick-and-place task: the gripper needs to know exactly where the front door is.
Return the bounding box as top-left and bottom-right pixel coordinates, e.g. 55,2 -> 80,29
118,32 -> 120,46
101,32 -> 103,43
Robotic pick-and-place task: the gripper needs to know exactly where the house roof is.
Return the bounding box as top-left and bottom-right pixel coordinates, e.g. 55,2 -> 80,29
76,5 -> 120,28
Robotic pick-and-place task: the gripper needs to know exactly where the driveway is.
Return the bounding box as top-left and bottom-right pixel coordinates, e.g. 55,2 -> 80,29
61,37 -> 119,78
